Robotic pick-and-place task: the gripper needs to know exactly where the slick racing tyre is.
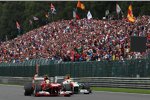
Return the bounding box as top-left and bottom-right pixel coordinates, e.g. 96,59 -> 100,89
62,84 -> 72,91
81,83 -> 90,90
80,83 -> 92,93
24,83 -> 33,96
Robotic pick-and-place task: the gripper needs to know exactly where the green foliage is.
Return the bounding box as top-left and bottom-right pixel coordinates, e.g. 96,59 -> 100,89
0,1 -> 150,41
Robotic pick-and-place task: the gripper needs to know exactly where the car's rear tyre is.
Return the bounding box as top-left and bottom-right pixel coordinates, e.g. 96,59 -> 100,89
62,84 -> 72,91
80,83 -> 92,94
74,87 -> 79,94
81,83 -> 90,89
89,90 -> 92,93
24,83 -> 33,96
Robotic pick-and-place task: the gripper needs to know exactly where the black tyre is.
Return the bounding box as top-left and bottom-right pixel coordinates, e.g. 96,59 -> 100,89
81,83 -> 90,89
63,84 -> 72,91
74,86 -> 79,94
89,89 -> 92,93
24,83 -> 33,96
80,83 -> 92,94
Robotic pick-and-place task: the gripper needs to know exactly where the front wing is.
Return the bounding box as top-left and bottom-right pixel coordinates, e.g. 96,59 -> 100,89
35,90 -> 71,97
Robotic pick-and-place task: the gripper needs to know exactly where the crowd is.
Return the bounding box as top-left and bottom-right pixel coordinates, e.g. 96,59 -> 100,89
0,15 -> 150,63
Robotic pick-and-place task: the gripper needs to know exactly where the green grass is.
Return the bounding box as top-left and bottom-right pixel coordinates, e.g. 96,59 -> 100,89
91,87 -> 150,94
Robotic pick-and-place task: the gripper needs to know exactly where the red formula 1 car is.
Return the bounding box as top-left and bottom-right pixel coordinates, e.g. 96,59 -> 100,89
24,75 -> 71,97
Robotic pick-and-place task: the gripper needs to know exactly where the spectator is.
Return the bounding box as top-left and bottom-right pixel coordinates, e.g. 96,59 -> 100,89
0,15 -> 150,63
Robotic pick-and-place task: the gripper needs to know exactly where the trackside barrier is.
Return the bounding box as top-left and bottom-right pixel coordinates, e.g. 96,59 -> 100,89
0,77 -> 150,89
0,59 -> 150,77
75,77 -> 150,89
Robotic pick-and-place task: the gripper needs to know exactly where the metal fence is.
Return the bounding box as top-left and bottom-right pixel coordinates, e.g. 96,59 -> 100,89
0,59 -> 150,77
1,76 -> 150,89
76,77 -> 150,89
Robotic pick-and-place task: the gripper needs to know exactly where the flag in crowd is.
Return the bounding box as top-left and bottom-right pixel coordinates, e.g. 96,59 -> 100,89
16,21 -> 21,34
127,4 -> 136,23
16,21 -> 20,30
73,9 -> 76,18
73,8 -> 80,19
33,16 -> 39,21
116,4 -> 121,14
87,11 -> 92,19
50,3 -> 56,14
76,13 -> 80,19
105,10 -> 109,16
29,20 -> 33,25
14,3 -> 139,31
45,13 -> 49,18
77,1 -> 85,10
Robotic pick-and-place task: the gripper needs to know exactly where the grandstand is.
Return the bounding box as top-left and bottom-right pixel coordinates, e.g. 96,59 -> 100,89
0,16 -> 150,64
0,2 -> 150,78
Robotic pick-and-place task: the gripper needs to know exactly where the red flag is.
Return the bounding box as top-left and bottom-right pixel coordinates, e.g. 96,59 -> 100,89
73,9 -> 80,19
76,13 -> 80,20
16,21 -> 20,30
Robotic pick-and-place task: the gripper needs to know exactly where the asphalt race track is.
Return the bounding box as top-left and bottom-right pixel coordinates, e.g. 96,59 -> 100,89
0,84 -> 150,100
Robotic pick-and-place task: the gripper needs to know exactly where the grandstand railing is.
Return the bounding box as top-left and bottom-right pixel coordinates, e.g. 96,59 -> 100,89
0,58 -> 150,77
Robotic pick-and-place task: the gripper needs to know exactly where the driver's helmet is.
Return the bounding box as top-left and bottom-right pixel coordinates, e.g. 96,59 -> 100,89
44,75 -> 49,80
65,74 -> 70,80
44,75 -> 50,84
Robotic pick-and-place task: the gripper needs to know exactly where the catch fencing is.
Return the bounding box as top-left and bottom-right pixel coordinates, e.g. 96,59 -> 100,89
0,59 -> 150,77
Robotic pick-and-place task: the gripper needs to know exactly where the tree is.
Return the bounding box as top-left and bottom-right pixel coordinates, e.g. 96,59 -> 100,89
0,1 -> 150,41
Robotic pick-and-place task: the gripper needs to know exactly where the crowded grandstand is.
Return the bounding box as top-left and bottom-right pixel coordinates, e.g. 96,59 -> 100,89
0,1 -> 150,64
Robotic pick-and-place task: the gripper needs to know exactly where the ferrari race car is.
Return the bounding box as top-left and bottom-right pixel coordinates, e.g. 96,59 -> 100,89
24,75 -> 71,97
54,76 -> 92,94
